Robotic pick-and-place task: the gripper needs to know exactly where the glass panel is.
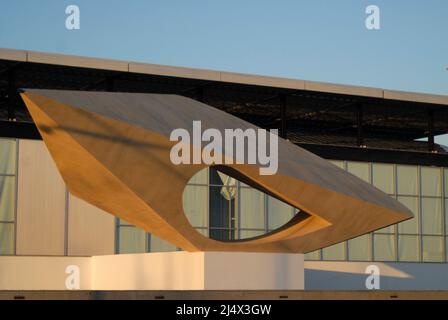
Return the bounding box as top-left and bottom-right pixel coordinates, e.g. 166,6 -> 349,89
397,165 -> 418,195
183,185 -> 208,228
348,234 -> 371,261
376,199 -> 395,233
239,187 -> 265,229
239,229 -> 264,239
209,185 -> 236,240
397,196 -> 419,234
0,176 -> 15,222
149,234 -> 176,252
322,242 -> 346,260
329,160 -> 345,169
347,162 -> 369,183
446,237 -> 448,262
444,169 -> 448,197
0,139 -> 16,175
267,196 -> 294,230
421,197 -> 443,235
0,223 -> 14,255
421,167 -> 442,197
373,234 -> 395,261
118,226 -> 146,254
376,225 -> 395,234
422,236 -> 444,262
305,250 -> 320,261
398,235 -> 419,262
372,163 -> 394,194
209,168 -> 235,187
446,199 -> 448,236
188,167 -> 208,185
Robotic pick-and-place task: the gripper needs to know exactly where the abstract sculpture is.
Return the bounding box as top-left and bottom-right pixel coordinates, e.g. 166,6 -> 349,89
21,89 -> 412,253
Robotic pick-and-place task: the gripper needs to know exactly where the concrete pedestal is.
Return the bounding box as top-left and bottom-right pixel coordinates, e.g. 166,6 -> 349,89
93,251 -> 304,290
0,252 -> 304,290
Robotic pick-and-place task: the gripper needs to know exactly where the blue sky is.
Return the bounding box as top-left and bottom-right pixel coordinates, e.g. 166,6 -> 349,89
1,0 -> 447,143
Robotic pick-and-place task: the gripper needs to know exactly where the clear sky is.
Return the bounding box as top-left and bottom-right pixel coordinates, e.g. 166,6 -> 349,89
1,0 -> 447,143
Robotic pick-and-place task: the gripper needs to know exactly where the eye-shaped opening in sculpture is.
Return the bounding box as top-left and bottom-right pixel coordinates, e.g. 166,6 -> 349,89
183,166 -> 311,241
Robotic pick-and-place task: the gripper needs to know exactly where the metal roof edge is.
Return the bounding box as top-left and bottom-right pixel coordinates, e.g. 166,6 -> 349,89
1,47 -> 447,105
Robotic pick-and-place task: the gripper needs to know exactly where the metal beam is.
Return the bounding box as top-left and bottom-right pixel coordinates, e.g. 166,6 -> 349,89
300,142 -> 448,167
428,109 -> 435,152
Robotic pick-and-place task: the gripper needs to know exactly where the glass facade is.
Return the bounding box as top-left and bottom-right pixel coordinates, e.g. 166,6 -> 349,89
0,138 -> 17,255
116,162 -> 448,262
306,161 -> 448,263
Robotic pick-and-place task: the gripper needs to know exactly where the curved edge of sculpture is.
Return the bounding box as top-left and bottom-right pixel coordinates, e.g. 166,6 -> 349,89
20,89 -> 413,253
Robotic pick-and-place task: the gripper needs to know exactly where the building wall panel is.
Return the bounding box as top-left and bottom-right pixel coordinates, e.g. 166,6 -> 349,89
68,194 -> 115,256
16,139 -> 66,255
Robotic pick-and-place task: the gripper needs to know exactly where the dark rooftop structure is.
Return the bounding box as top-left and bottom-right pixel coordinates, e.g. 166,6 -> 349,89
1,47 -> 447,166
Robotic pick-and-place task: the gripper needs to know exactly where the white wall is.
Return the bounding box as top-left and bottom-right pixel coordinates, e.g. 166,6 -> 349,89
15,139 -> 115,256
68,194 -> 115,256
16,140 -> 67,255
0,256 -> 91,290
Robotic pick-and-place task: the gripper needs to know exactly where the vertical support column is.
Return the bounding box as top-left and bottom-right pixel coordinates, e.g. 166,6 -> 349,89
64,188 -> 69,256
356,103 -> 364,147
115,217 -> 120,254
428,109 -> 435,152
280,95 -> 287,139
7,68 -> 15,121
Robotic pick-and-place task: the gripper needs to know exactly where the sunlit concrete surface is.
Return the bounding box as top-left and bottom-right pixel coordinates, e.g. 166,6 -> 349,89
0,252 -> 304,290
